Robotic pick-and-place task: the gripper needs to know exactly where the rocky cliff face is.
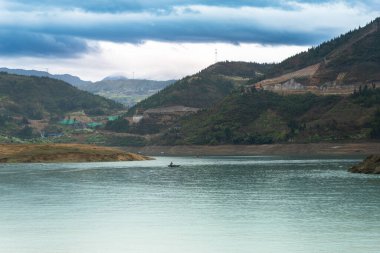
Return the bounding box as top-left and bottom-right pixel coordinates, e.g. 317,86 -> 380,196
349,155 -> 380,174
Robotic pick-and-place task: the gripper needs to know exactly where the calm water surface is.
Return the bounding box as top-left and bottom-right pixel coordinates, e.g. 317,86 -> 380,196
0,156 -> 379,253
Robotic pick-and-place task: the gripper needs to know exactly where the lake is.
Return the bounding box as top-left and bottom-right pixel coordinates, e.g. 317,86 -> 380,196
0,156 -> 379,253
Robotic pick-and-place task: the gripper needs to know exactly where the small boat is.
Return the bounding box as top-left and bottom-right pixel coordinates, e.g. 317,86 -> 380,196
168,163 -> 180,168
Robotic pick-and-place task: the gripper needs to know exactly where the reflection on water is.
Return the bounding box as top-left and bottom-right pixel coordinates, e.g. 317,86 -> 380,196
0,156 -> 379,253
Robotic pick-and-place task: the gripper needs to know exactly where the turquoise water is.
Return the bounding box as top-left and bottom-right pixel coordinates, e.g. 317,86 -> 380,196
0,156 -> 379,253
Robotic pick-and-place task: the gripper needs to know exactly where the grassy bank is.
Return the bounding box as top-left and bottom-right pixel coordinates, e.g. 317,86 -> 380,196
0,144 -> 151,163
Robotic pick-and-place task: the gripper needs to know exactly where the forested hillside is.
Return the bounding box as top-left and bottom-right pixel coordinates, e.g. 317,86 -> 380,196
158,88 -> 380,145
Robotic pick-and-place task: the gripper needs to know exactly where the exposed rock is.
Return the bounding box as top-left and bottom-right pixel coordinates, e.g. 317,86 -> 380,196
349,155 -> 380,174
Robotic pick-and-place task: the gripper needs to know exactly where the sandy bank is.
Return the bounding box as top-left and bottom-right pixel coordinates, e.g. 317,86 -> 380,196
0,144 -> 151,163
119,143 -> 380,156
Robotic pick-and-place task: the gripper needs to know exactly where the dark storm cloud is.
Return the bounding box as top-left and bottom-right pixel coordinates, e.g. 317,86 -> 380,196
0,30 -> 91,57
0,0 -> 378,57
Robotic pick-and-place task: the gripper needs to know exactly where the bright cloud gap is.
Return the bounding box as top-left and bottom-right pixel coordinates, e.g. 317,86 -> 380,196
0,41 -> 309,81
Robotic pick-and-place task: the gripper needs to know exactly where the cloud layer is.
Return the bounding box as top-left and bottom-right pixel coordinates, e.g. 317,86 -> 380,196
0,41 -> 308,81
0,0 -> 379,57
5,0 -> 380,13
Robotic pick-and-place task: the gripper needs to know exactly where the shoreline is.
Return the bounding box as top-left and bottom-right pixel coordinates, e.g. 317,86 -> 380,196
119,143 -> 380,156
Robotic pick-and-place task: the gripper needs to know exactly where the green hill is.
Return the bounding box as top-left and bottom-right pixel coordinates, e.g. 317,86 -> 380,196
127,61 -> 274,115
0,72 -> 122,137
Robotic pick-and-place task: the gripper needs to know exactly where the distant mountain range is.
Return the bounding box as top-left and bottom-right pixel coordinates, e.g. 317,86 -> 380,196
81,78 -> 176,107
0,68 -> 175,106
0,67 -> 91,87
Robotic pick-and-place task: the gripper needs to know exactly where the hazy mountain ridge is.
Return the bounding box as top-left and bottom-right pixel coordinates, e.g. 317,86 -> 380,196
0,68 -> 176,106
82,78 -> 176,107
0,68 -> 91,87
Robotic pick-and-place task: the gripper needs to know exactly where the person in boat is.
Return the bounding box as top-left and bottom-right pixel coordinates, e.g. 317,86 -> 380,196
170,162 -> 173,166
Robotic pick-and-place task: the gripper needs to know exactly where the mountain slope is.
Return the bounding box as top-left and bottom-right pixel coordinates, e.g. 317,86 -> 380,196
128,61 -> 274,115
255,18 -> 380,93
0,72 -> 123,138
159,89 -> 380,145
0,73 -> 122,118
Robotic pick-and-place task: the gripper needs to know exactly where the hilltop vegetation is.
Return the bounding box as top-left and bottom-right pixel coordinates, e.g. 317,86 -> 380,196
0,72 -> 122,118
203,61 -> 274,79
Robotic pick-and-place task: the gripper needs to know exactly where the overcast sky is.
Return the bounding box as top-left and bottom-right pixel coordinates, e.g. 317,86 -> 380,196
0,0 -> 379,81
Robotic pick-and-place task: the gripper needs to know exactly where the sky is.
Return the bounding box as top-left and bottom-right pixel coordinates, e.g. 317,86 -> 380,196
0,0 -> 379,81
